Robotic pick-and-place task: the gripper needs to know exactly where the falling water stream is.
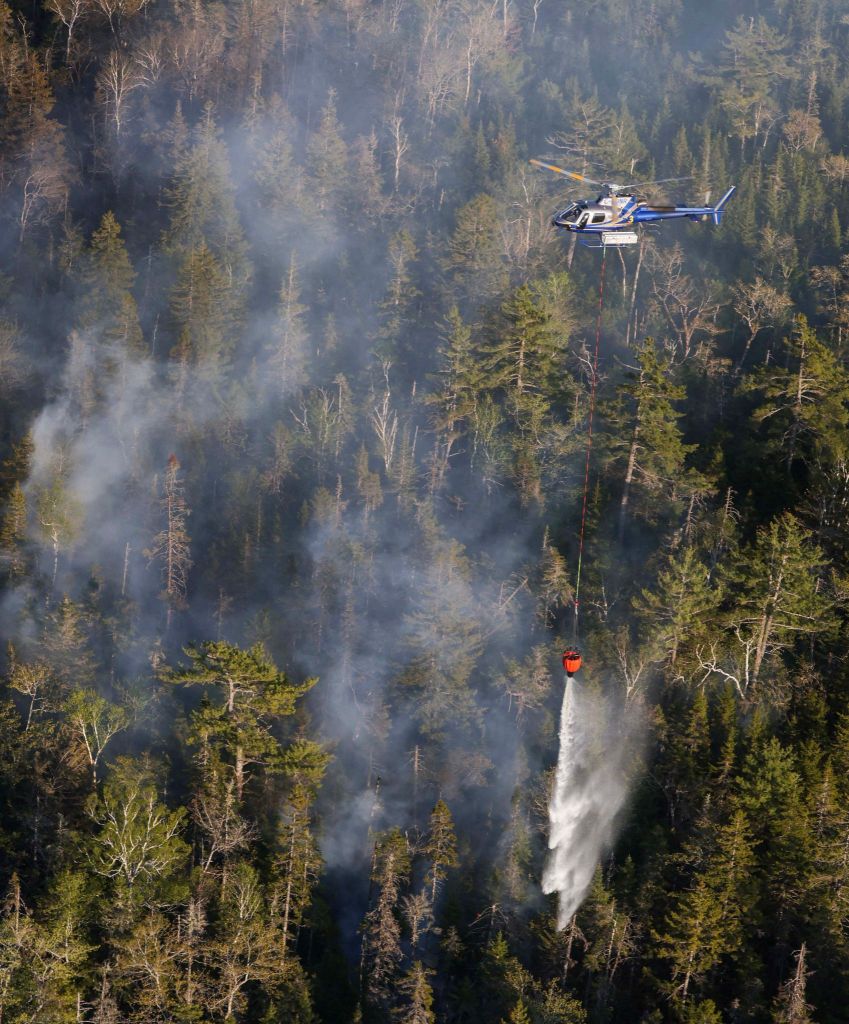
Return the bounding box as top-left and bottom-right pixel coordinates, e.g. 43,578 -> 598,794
542,678 -> 631,928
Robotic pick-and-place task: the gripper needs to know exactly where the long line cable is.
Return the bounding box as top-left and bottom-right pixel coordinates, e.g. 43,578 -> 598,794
572,251 -> 607,641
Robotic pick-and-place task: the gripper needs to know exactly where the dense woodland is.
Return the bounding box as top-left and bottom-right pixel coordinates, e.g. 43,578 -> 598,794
2,0 -> 849,1020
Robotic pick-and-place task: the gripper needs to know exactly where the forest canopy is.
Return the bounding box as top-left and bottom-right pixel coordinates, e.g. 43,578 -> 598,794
1,0 -> 849,1021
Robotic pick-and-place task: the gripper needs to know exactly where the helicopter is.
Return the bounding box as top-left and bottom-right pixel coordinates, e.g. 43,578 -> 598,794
530,159 -> 735,248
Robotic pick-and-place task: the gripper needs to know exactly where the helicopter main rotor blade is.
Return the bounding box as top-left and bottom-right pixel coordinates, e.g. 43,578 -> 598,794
619,175 -> 695,191
529,159 -> 604,187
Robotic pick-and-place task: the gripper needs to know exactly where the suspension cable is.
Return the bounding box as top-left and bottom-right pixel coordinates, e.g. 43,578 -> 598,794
572,251 -> 607,641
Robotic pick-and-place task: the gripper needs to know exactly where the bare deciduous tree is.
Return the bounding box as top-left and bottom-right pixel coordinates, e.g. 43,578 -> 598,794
371,367 -> 399,476
733,275 -> 792,369
648,245 -> 721,363
45,0 -> 93,60
96,50 -> 143,138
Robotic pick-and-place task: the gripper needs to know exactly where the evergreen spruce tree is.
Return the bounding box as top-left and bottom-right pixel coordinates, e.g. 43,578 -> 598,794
398,961 -> 436,1024
633,545 -> 718,672
169,243 -> 237,372
602,338 -> 694,540
145,454 -> 192,629
0,481 -> 27,578
267,254 -> 309,395
446,193 -> 507,303
721,512 -> 836,685
424,799 -> 458,904
76,211 -> 144,355
306,89 -> 349,213
361,828 -> 410,1013
165,104 -> 251,294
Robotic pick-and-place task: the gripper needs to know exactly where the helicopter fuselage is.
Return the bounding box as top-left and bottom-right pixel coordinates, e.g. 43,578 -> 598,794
552,187 -> 736,245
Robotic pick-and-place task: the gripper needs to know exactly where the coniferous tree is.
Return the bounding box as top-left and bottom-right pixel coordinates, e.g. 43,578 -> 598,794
721,512 -> 836,686
306,89 -> 349,214
424,798 -> 458,904
633,545 -> 718,673
146,454 -> 192,629
603,338 -> 694,541
165,105 -> 251,294
772,944 -> 815,1023
361,828 -> 410,1013
397,961 -> 436,1024
267,254 -> 309,395
164,640 -> 316,801
0,481 -> 27,578
76,211 -> 144,355
446,193 -> 507,303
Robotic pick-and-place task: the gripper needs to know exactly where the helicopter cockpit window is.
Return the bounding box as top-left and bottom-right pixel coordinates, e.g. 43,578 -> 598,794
591,213 -> 606,224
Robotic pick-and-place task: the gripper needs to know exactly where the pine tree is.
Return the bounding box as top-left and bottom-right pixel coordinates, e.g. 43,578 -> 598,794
482,283 -> 567,421
808,761 -> 849,946
0,435 -> 33,504
738,737 -> 812,939
164,640 -> 315,801
272,740 -> 329,960
655,873 -> 729,1001
426,306 -> 482,491
656,804 -> 756,1000
38,595 -> 96,689
481,932 -> 534,1020
165,104 -> 251,294
169,243 -> 236,372
502,997 -> 531,1024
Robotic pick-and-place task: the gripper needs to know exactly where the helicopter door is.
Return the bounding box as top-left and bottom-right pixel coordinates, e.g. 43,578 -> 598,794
576,211 -> 590,228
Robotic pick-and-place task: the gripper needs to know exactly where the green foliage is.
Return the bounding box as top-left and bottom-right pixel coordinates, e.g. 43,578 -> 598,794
3,1 -> 849,1020
720,512 -> 838,686
602,337 -> 694,538
87,757 -> 189,910
165,640 -> 316,797
76,211 -> 144,354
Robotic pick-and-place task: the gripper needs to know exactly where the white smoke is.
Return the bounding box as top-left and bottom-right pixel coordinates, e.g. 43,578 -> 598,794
542,677 -> 633,928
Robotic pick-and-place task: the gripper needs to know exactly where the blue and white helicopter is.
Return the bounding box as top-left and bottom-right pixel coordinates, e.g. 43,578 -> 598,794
530,159 -> 735,248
